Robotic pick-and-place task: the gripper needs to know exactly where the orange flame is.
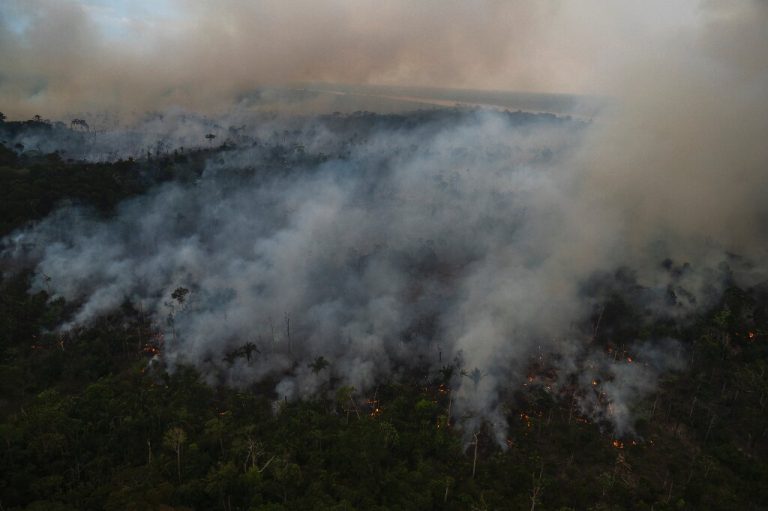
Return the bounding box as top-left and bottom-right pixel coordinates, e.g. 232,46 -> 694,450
143,344 -> 161,355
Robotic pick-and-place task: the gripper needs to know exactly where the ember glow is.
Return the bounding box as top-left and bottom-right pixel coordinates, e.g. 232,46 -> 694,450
367,398 -> 382,418
142,344 -> 160,356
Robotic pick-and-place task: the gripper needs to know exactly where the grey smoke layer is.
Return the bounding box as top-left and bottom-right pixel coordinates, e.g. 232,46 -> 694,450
4,108 -> 756,441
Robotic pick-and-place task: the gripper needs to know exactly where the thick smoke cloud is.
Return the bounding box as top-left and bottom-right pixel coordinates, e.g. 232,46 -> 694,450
0,0 -> 710,118
0,0 -> 569,117
578,1 -> 768,263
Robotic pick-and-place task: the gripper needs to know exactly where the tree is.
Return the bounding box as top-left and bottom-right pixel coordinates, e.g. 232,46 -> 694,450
0,111 -> 6,123
336,385 -> 359,420
242,341 -> 259,361
70,119 -> 89,132
462,367 -> 484,386
165,287 -> 189,344
163,426 -> 187,483
171,286 -> 190,306
529,462 -> 544,511
204,417 -> 227,457
308,356 -> 329,373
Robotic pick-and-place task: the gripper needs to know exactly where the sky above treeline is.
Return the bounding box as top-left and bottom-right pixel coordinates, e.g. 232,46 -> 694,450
3,0 -> 763,118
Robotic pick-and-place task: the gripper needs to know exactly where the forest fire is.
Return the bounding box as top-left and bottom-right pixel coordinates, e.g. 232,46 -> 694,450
367,398 -> 382,417
0,0 -> 764,506
143,344 -> 161,356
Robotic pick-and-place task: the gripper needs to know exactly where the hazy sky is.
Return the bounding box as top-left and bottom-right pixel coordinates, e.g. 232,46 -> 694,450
0,0 -> 729,117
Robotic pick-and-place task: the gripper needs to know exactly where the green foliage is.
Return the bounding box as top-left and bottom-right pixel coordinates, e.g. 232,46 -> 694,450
3,259 -> 767,510
308,356 -> 330,373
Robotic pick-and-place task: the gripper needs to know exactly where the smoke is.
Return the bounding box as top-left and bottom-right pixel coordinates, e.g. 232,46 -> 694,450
577,2 -> 768,263
0,107 -> 744,441
0,0 -> 717,118
1,1 -> 767,442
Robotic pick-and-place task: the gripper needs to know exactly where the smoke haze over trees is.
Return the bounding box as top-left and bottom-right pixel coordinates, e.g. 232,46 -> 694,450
1,100 -> 763,443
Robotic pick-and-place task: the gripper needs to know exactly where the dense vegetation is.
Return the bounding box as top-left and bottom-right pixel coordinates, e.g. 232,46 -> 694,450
0,113 -> 766,510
